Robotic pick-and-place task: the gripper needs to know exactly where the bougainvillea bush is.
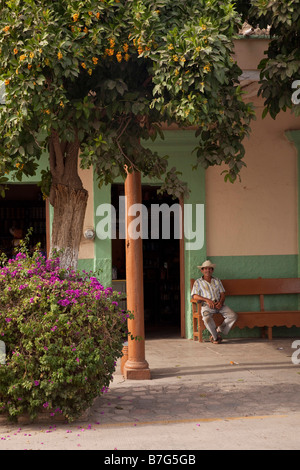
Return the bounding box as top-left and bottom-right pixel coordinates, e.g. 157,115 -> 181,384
0,249 -> 131,422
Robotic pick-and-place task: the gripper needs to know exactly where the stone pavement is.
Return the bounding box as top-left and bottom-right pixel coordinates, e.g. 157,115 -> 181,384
0,334 -> 300,450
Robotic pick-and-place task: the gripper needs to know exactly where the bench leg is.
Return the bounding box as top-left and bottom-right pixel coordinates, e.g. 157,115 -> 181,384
199,325 -> 204,342
192,313 -> 205,342
193,315 -> 201,342
267,326 -> 272,340
193,317 -> 198,341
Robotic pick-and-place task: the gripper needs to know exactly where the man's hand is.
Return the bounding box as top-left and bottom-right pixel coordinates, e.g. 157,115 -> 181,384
206,299 -> 216,309
214,300 -> 223,310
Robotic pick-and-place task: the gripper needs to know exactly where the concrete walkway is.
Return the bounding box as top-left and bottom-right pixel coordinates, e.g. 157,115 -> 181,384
0,335 -> 300,450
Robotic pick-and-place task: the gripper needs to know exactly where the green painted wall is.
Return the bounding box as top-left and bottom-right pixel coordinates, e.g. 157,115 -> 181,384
93,180 -> 112,287
286,130 -> 300,280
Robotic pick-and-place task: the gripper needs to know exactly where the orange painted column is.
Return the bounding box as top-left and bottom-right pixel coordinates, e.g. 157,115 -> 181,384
123,169 -> 151,380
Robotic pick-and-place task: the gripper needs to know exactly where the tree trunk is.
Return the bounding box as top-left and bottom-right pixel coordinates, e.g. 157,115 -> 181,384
50,183 -> 88,270
48,129 -> 88,270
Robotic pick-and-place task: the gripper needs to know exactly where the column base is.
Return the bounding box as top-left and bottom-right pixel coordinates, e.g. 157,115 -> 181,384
123,360 -> 151,380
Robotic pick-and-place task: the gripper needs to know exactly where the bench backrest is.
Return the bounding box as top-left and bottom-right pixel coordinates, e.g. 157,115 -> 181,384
190,278 -> 300,296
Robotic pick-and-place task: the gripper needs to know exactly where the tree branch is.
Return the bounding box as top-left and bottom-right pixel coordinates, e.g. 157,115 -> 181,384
51,129 -> 65,179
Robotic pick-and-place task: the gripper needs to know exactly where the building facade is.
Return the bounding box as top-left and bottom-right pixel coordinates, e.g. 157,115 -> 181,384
1,38 -> 300,343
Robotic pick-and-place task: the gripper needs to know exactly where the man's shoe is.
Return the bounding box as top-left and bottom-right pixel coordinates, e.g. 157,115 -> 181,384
210,335 -> 222,344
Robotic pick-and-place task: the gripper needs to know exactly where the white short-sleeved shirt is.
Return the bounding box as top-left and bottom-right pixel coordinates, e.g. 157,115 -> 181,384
191,277 -> 225,302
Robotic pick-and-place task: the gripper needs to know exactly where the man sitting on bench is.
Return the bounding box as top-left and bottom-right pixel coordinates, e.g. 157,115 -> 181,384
191,260 -> 238,344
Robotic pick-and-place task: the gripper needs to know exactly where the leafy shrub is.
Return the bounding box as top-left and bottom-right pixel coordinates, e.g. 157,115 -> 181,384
0,248 -> 131,422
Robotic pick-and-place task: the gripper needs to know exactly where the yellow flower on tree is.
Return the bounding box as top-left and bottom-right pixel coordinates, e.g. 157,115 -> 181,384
57,51 -> 63,60
116,52 -> 122,62
92,57 -> 98,64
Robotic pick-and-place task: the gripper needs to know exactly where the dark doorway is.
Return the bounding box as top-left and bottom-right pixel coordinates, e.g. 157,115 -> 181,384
0,184 -> 47,259
111,183 -> 181,337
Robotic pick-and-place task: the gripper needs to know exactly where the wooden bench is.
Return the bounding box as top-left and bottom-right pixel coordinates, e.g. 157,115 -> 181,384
190,277 -> 300,342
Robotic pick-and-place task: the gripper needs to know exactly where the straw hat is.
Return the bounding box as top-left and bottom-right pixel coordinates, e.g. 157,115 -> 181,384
197,260 -> 216,270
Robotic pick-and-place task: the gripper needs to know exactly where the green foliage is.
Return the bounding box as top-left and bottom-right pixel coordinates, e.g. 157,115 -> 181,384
0,247 -> 131,422
250,0 -> 300,118
117,0 -> 255,183
0,0 -> 255,195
